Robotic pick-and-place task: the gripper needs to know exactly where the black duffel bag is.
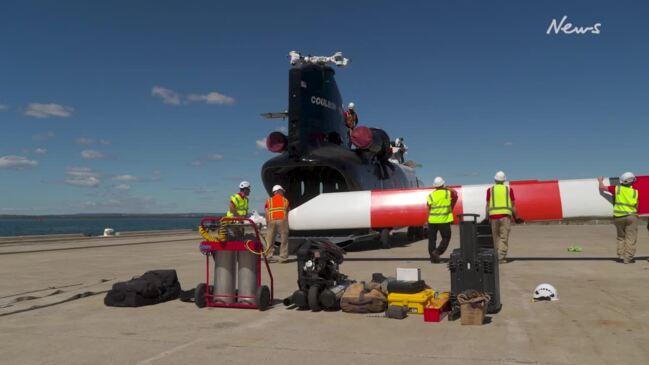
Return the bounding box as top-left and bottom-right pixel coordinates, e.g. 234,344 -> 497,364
104,270 -> 181,307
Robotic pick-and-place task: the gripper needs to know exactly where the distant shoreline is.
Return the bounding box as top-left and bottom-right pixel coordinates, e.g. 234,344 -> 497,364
0,228 -> 195,241
0,214 -> 215,238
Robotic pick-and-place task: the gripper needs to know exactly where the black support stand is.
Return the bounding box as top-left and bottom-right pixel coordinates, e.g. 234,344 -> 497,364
448,214 -> 502,319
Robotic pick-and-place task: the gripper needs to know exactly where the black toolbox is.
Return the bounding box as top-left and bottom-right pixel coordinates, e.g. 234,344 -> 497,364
448,214 -> 502,317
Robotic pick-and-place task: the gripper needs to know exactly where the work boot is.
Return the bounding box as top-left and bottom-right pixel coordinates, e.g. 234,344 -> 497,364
279,257 -> 289,264
430,252 -> 440,264
623,258 -> 635,264
499,258 -> 508,264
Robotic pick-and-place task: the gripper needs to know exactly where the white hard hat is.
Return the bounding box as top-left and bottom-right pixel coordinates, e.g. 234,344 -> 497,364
620,172 -> 636,184
348,102 -> 355,109
433,177 -> 445,188
494,171 -> 507,182
533,283 -> 559,301
239,181 -> 251,189
272,184 -> 284,193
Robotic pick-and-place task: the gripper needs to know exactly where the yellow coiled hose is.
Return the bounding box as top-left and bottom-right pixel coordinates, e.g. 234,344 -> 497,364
199,224 -> 273,257
198,225 -> 228,243
244,237 -> 273,257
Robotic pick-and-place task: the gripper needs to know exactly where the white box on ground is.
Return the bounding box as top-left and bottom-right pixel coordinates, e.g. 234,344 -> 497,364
396,268 -> 421,281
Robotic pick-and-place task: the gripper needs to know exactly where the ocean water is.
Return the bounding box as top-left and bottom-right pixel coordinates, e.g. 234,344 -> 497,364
0,215 -> 214,237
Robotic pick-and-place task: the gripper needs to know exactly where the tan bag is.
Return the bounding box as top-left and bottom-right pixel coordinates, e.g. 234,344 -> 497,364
458,292 -> 491,325
340,282 -> 387,313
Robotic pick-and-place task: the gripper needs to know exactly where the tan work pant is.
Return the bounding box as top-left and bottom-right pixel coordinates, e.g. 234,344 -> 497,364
613,215 -> 638,262
490,216 -> 512,261
265,219 -> 289,259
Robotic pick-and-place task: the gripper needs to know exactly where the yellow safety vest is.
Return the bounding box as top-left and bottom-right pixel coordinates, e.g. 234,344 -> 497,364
427,189 -> 453,224
614,185 -> 638,217
226,194 -> 248,218
488,184 -> 513,216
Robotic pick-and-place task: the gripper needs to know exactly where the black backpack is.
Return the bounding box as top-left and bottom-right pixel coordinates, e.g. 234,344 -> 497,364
104,270 -> 181,307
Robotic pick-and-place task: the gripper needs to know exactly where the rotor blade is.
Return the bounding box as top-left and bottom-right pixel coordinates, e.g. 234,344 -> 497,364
260,111 -> 288,119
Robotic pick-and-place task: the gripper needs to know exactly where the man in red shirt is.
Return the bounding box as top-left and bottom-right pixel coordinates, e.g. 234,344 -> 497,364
485,171 -> 517,264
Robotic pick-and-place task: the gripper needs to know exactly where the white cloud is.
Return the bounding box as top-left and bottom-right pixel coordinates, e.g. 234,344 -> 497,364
115,184 -> 131,190
0,155 -> 39,169
113,174 -> 139,182
81,149 -> 104,159
152,86 -> 235,106
504,141 -> 513,147
0,104 -> 8,110
189,160 -> 202,166
25,103 -> 74,118
76,137 -> 94,145
276,126 -> 288,134
207,153 -> 223,161
76,196 -> 159,212
150,170 -> 162,181
256,138 -> 267,149
152,86 -> 181,105
187,91 -> 235,105
33,148 -> 48,155
33,131 -> 55,141
99,139 -> 111,146
65,167 -> 100,187
1,207 -> 49,213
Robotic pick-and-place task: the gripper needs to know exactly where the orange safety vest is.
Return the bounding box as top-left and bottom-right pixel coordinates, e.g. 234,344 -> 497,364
267,195 -> 289,220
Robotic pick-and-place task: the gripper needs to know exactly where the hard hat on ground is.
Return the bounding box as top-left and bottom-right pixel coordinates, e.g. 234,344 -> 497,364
494,171 -> 507,182
433,177 -> 446,188
272,185 -> 284,193
239,181 -> 251,189
348,102 -> 355,110
620,172 -> 636,185
533,283 -> 559,301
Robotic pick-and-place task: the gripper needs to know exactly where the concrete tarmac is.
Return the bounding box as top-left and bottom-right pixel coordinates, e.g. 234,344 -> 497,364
1,224 -> 648,365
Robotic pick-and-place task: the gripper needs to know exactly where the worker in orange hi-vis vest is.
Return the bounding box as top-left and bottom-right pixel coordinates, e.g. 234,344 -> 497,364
265,185 -> 290,263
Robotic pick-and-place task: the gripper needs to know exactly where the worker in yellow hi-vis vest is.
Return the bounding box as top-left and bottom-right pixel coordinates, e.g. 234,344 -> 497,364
226,181 -> 251,239
598,172 -> 639,264
227,181 -> 250,218
265,185 -> 290,263
485,171 -> 518,264
426,177 -> 458,264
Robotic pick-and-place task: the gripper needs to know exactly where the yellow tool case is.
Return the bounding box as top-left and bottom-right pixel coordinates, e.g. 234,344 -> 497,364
387,289 -> 435,314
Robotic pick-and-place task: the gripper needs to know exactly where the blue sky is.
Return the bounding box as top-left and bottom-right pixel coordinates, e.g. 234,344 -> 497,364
1,1 -> 648,214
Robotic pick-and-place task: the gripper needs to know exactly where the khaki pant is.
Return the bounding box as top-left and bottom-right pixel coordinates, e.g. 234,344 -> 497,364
490,216 -> 511,261
614,215 -> 638,262
265,219 -> 289,259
